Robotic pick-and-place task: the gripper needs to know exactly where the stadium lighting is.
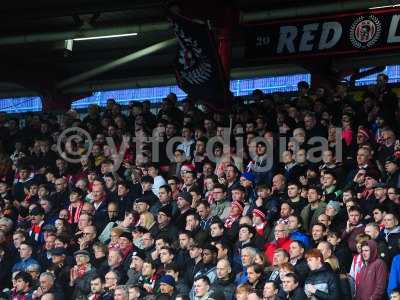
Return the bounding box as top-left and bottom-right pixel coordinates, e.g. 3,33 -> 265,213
72,32 -> 138,41
369,4 -> 400,9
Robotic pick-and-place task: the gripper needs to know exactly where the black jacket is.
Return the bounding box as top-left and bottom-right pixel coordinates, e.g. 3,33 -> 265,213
283,286 -> 308,300
211,276 -> 236,300
293,258 -> 309,284
304,264 -> 340,300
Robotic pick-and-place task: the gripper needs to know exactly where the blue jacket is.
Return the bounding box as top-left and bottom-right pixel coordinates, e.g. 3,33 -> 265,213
12,257 -> 40,273
388,254 -> 400,297
290,230 -> 312,249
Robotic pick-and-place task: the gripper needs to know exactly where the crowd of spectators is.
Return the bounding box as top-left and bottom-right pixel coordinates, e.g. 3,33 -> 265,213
0,74 -> 399,300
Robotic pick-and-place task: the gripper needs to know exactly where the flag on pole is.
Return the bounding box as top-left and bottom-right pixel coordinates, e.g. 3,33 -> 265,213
168,10 -> 231,111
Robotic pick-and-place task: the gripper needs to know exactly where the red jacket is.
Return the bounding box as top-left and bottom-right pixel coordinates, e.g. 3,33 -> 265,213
355,240 -> 387,300
264,237 -> 293,264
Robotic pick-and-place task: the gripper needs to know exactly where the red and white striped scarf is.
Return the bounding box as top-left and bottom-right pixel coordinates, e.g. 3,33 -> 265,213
30,221 -> 44,242
68,202 -> 83,224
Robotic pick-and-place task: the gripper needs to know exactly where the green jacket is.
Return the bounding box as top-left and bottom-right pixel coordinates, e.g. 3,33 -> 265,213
300,201 -> 327,232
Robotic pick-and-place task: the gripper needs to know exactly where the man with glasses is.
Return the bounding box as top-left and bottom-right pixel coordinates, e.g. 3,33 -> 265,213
264,223 -> 293,264
78,225 -> 97,256
210,184 -> 230,221
104,270 -> 120,294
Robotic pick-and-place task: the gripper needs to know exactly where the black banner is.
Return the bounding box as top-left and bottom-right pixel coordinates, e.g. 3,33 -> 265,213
168,11 -> 229,110
245,8 -> 400,60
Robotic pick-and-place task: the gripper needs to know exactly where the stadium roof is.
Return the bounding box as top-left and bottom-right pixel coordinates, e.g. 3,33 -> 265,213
0,0 -> 399,99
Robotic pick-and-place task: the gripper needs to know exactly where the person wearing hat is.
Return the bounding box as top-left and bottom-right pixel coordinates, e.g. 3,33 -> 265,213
252,208 -> 272,241
175,192 -> 195,229
48,247 -> 71,295
155,204 -> 179,243
385,156 -> 400,188
159,274 -> 176,299
28,206 -> 46,244
70,249 -> 97,299
324,200 -> 346,232
127,249 -> 147,285
240,172 -> 257,203
135,197 -> 151,215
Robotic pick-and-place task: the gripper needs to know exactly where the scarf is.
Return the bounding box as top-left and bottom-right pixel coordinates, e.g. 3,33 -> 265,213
68,202 -> 83,224
224,215 -> 239,229
76,264 -> 91,278
30,221 -> 43,241
350,254 -> 363,289
120,244 -> 133,259
255,222 -> 267,236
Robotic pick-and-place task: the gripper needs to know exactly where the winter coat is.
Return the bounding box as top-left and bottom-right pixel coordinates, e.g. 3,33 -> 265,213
341,224 -> 365,254
382,225 -> 400,262
388,254 -> 400,297
264,237 -> 293,264
284,286 -> 307,300
211,276 -> 236,300
304,264 -> 340,300
355,240 -> 387,300
290,230 -> 312,249
300,202 -> 327,232
71,267 -> 98,300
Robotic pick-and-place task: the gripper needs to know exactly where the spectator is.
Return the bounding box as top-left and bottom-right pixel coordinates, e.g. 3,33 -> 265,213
264,223 -> 292,264
304,249 -> 339,299
356,240 -> 387,300
342,206 -> 365,254
281,273 -> 307,300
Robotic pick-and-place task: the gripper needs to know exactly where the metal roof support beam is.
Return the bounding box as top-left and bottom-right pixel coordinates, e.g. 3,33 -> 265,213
0,1 -> 396,46
57,38 -> 177,89
241,0 -> 398,23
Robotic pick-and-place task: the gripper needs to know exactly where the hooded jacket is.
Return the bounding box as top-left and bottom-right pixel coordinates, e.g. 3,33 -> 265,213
355,240 -> 387,300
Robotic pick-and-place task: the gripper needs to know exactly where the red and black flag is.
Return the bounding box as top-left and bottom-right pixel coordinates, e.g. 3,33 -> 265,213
168,10 -> 231,112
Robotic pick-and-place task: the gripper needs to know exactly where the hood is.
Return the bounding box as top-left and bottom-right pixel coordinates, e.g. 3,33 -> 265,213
384,225 -> 400,235
364,239 -> 378,263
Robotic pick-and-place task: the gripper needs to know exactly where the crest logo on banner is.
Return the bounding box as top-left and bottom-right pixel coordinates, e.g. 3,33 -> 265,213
168,9 -> 230,111
350,15 -> 382,49
173,22 -> 213,85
